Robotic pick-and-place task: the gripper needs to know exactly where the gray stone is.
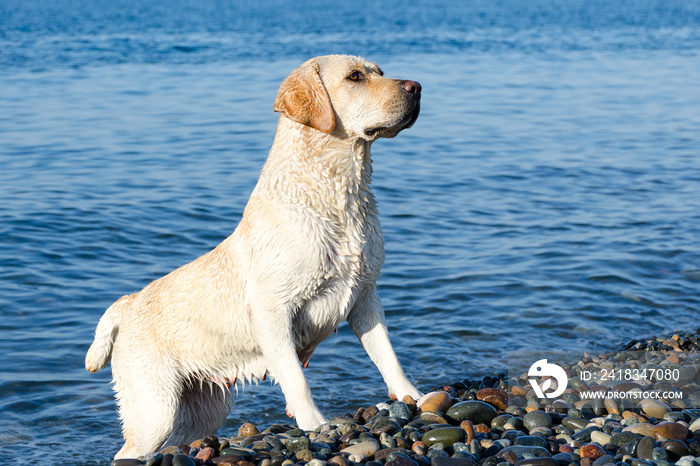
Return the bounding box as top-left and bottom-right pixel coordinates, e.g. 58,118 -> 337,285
171,455 -> 196,466
111,460 -> 145,466
513,459 -> 558,466
634,436 -> 656,460
523,411 -> 552,432
689,417 -> 700,434
286,437 -> 310,452
427,449 -> 449,459
591,455 -> 616,465
497,445 -> 551,459
388,454 -> 420,466
675,457 -> 697,466
144,454 -> 163,466
617,438 -> 641,456
651,447 -> 668,461
430,457 -> 475,466
513,436 -> 546,448
610,431 -> 641,446
390,402 -> 412,421
552,452 -> 573,464
220,446 -> 255,458
572,426 -> 601,443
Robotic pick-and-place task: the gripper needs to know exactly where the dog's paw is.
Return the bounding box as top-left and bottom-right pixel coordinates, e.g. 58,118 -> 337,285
295,409 -> 328,431
388,383 -> 422,403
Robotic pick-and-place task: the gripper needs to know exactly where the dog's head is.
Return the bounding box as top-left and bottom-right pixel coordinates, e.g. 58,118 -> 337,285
274,55 -> 421,141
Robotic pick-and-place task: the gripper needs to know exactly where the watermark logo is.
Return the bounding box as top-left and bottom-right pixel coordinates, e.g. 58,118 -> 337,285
528,359 -> 568,399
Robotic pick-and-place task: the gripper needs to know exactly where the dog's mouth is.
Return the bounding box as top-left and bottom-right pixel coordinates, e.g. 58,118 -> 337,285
364,102 -> 421,139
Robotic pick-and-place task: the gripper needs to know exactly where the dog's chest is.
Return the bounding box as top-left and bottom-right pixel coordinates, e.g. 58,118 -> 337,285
320,183 -> 383,286
295,184 -> 383,335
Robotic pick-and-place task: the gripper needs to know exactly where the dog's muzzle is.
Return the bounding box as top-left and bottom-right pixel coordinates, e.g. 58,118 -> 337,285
364,80 -> 422,138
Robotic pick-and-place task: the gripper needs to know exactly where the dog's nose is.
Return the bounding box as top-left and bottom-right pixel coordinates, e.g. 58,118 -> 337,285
402,80 -> 421,95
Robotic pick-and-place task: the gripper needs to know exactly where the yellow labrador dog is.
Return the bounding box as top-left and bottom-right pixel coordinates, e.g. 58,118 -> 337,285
86,55 -> 422,459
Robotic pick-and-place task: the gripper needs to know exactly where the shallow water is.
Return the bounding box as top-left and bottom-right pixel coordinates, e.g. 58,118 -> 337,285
1,0 -> 700,463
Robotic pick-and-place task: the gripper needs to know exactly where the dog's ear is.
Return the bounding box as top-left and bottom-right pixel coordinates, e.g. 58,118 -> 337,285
274,61 -> 336,134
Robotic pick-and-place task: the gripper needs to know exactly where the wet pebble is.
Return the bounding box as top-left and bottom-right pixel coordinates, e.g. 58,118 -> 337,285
579,444 -> 606,460
420,391 -> 453,414
446,401 -> 498,425
430,457 -> 476,466
341,440 -> 380,459
589,431 -> 612,446
513,459 -> 558,466
523,410 -> 552,431
561,417 -> 589,431
390,402 -> 412,422
111,460 -> 145,466
422,427 -> 464,448
640,399 -> 671,419
513,436 -> 546,448
635,436 -> 657,460
239,423 -> 261,438
662,439 -> 691,460
497,445 -> 552,459
171,454 -> 196,466
652,422 -> 688,441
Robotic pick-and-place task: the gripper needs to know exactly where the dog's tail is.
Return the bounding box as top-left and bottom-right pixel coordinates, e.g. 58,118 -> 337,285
85,294 -> 131,373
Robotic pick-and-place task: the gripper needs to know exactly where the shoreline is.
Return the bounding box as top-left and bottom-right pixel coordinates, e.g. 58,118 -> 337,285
114,330 -> 700,466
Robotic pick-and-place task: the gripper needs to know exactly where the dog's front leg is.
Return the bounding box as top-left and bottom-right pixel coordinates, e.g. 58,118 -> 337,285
347,287 -> 422,401
249,304 -> 327,431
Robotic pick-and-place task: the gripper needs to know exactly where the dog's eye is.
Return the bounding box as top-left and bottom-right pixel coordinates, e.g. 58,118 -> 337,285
347,71 -> 363,82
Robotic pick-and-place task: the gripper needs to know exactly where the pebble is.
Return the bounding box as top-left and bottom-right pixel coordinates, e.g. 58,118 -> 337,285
610,431 -> 641,446
522,410 -> 552,431
623,422 -> 655,437
589,431 -> 612,446
341,440 -> 380,458
688,417 -> 700,434
430,457 -> 475,466
111,460 -> 145,466
634,436 -> 657,460
195,447 -> 216,462
513,459 -> 558,466
390,402 -> 412,422
446,401 -> 498,425
561,417 -> 589,431
171,454 -> 196,466
513,436 -> 546,448
662,440 -> 691,460
422,427 -> 464,448
286,437 -> 310,452
239,422 -> 261,438
640,399 -> 671,419
497,445 -> 552,458
579,444 -> 607,460
603,398 -> 620,415
460,420 -> 476,443
419,391 -> 453,413
591,455 -> 615,465
652,422 -> 688,441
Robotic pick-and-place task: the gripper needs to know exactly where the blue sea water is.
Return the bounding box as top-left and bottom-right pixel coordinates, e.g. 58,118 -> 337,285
1,0 -> 700,463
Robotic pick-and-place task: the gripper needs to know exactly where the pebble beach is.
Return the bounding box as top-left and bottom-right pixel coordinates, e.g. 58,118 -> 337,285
111,330 -> 700,466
